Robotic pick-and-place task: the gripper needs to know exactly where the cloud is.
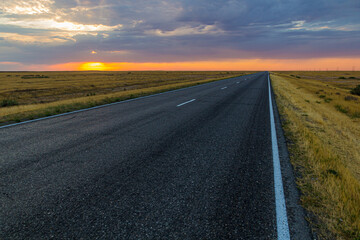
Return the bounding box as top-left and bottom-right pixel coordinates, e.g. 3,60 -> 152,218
146,24 -> 224,36
0,0 -> 359,66
1,0 -> 54,15
0,17 -> 122,32
0,32 -> 70,44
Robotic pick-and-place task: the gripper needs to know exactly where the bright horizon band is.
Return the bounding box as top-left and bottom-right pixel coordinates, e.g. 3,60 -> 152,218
1,58 -> 359,71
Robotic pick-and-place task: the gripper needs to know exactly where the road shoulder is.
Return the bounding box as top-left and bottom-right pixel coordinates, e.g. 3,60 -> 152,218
270,79 -> 314,240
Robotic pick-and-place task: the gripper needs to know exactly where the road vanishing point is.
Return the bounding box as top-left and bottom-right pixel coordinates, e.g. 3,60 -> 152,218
0,72 -> 312,239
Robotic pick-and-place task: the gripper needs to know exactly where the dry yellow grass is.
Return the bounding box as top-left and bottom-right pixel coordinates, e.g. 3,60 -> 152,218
0,71 -> 250,123
271,72 -> 360,239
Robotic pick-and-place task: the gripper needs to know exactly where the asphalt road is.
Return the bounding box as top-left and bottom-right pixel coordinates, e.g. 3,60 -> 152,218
0,72 -> 312,239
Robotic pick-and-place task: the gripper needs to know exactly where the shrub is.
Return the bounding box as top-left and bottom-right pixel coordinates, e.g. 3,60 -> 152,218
352,112 -> 360,119
335,105 -> 349,114
350,85 -> 360,96
339,76 -> 346,79
1,99 -> 19,107
344,95 -> 358,101
21,75 -> 49,79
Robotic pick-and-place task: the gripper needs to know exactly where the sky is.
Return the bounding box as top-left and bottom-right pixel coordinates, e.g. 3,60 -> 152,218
0,0 -> 360,71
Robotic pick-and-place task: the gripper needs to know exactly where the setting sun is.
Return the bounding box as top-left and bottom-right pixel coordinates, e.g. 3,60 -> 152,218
1,1 -> 360,239
79,62 -> 108,71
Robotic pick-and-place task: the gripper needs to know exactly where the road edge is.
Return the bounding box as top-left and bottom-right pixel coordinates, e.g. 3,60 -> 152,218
269,73 -> 315,240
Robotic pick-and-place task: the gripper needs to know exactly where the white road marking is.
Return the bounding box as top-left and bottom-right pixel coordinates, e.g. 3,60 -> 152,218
176,99 -> 196,107
268,74 -> 290,240
236,82 -> 239,84
0,73 -> 259,130
221,87 -> 227,90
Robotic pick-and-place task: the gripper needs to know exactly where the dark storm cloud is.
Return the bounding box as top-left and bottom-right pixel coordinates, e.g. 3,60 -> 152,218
0,0 -> 359,64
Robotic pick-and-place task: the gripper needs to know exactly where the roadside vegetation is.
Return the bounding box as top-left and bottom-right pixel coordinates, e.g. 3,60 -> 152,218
0,71 -> 250,124
350,85 -> 360,96
271,71 -> 360,239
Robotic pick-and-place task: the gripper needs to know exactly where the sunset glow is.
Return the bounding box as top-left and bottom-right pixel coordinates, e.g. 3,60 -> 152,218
0,1 -> 359,71
4,58 -> 358,72
79,62 -> 110,71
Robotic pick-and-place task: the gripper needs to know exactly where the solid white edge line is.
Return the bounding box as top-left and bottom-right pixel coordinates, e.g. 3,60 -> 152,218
176,99 -> 196,107
0,73 -> 260,130
268,73 -> 291,240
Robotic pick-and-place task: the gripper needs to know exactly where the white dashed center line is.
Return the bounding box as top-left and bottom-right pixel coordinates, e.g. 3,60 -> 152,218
176,99 -> 196,107
221,87 -> 227,90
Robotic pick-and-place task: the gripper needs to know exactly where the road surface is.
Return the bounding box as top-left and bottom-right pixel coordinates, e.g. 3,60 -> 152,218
0,72 -> 312,239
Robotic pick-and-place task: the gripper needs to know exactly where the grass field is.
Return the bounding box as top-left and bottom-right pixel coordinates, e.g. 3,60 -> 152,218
2,70 -> 359,238
271,71 -> 360,239
0,71 -> 249,124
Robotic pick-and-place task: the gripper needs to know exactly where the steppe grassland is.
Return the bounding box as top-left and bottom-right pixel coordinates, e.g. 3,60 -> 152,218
0,71 -> 248,123
271,72 -> 360,239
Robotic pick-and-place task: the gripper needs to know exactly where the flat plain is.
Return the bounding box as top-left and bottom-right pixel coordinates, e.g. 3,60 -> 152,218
0,71 -> 249,124
2,70 -> 359,239
271,71 -> 360,239
1,73 -> 301,239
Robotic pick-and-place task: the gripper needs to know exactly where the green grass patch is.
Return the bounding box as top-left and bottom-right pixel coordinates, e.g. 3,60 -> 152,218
324,98 -> 332,103
1,99 -> 19,107
351,112 -> 360,119
335,104 -> 349,114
